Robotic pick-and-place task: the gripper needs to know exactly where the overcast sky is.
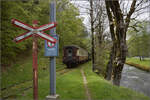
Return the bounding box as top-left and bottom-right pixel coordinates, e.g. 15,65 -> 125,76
71,1 -> 90,26
71,0 -> 150,28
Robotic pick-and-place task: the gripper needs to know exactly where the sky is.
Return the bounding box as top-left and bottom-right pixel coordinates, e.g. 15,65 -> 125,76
71,1 -> 90,26
70,0 -> 150,30
70,0 -> 150,41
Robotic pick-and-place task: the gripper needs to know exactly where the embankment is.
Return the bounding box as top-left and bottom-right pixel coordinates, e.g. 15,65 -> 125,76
126,61 -> 150,72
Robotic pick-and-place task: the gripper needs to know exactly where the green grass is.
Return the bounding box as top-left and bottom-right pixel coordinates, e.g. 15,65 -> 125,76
1,50 -> 48,89
2,54 -> 150,100
126,57 -> 150,71
1,49 -> 65,89
126,57 -> 150,67
13,65 -> 86,100
1,49 -> 66,99
83,62 -> 150,100
56,67 -> 86,100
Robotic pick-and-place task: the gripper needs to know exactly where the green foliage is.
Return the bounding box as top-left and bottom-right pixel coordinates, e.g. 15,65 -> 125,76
1,0 -> 88,67
94,34 -> 110,76
56,0 -> 89,51
1,0 -> 48,66
127,21 -> 150,57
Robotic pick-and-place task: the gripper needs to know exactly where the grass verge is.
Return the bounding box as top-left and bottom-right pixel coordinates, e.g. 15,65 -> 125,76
126,58 -> 150,72
83,62 -> 150,100
12,65 -> 86,100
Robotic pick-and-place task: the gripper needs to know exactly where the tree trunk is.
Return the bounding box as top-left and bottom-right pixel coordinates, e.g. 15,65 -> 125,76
113,42 -> 127,86
104,0 -> 116,80
105,0 -> 137,86
139,56 -> 142,61
90,0 -> 95,71
105,44 -> 116,80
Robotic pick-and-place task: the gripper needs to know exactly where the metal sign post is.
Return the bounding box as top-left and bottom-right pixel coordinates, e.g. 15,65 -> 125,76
12,19 -> 57,100
50,1 -> 56,96
45,0 -> 59,100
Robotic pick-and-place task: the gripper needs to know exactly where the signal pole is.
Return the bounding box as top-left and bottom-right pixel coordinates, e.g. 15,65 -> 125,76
46,0 -> 59,100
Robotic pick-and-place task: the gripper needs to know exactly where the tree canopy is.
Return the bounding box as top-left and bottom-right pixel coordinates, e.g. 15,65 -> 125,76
127,21 -> 150,58
1,0 -> 89,67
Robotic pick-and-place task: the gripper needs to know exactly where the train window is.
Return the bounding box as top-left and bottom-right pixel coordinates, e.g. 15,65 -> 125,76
67,49 -> 72,56
77,50 -> 80,56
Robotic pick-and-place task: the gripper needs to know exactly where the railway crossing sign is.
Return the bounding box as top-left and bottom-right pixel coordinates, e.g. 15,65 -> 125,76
12,19 -> 57,43
12,19 -> 58,100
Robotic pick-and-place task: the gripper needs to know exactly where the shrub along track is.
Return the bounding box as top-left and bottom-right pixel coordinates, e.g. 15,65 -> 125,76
1,67 -> 74,100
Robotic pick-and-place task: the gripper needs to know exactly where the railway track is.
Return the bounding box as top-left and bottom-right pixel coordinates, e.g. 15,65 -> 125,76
1,79 -> 32,91
1,67 -> 73,100
2,86 -> 33,100
1,67 -> 66,91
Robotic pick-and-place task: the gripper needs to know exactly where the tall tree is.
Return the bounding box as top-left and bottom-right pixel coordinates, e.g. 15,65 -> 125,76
93,0 -> 110,75
90,0 -> 95,71
105,0 -> 150,85
105,0 -> 138,86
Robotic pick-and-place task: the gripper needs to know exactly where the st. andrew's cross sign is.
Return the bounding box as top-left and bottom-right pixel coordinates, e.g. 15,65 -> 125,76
12,19 -> 57,100
12,19 -> 57,45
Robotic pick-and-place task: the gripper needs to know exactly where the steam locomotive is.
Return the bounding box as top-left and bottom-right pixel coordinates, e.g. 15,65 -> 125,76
63,45 -> 90,68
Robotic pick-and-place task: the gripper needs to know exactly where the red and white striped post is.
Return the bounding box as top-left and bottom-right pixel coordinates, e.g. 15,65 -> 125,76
32,20 -> 38,100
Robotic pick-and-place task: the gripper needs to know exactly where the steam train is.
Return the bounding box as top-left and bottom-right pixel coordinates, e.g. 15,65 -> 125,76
63,45 -> 90,68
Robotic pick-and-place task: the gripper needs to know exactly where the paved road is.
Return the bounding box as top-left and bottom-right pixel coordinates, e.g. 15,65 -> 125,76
120,64 -> 150,97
